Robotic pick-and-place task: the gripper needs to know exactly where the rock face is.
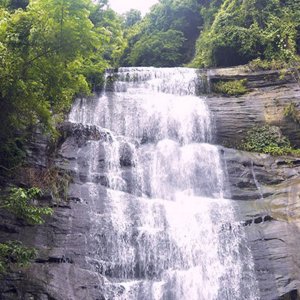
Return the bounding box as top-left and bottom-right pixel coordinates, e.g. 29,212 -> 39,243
207,68 -> 300,299
0,123 -> 112,300
205,67 -> 300,148
222,148 -> 300,299
1,68 -> 300,300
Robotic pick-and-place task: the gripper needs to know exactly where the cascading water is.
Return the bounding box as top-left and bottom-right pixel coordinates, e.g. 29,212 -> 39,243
69,67 -> 259,299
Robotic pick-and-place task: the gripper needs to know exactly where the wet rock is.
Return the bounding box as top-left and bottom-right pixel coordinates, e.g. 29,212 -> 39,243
222,147 -> 300,299
119,142 -> 135,167
58,122 -> 113,146
207,67 -> 297,89
205,69 -> 300,147
0,182 -> 109,300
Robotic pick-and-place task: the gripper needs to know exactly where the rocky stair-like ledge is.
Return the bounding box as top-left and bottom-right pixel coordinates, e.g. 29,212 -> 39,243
207,65 -> 298,88
203,66 -> 300,148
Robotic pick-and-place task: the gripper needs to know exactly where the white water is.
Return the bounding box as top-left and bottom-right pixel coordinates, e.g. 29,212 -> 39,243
69,67 -> 259,299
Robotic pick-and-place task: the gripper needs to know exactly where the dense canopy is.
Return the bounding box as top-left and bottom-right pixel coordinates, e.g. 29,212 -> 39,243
0,0 -> 126,170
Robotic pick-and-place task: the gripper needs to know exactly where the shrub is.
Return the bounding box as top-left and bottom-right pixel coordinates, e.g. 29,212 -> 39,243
212,79 -> 248,96
0,187 -> 53,225
20,167 -> 71,201
0,241 -> 36,273
241,125 -> 300,156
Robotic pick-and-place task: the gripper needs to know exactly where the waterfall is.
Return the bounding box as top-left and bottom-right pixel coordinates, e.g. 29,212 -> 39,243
69,67 -> 259,299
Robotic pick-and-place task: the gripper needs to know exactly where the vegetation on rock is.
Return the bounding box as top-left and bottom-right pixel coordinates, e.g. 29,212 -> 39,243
284,102 -> 300,124
0,187 -> 52,273
0,241 -> 36,273
241,125 -> 300,156
1,187 -> 53,225
247,58 -> 289,71
212,79 -> 248,96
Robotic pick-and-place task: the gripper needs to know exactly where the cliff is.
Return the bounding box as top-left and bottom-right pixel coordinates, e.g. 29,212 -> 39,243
0,68 -> 300,300
206,67 -> 300,148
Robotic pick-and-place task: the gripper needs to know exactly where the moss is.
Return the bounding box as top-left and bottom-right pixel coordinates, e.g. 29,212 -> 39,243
212,79 -> 248,96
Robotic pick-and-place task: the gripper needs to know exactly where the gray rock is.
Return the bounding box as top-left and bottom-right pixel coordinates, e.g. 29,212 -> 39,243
221,147 -> 300,299
204,68 -> 300,148
58,121 -> 113,146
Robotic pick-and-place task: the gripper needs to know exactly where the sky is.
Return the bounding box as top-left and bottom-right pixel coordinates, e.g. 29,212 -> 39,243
109,0 -> 159,15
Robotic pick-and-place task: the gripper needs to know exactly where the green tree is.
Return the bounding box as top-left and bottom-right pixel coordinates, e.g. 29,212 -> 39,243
123,9 -> 141,28
122,0 -> 204,66
0,0 -> 127,172
128,29 -> 185,67
90,7 -> 126,66
192,0 -> 300,67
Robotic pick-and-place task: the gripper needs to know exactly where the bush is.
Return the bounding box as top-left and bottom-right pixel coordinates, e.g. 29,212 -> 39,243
20,167 -> 71,201
212,79 -> 248,96
0,187 -> 53,225
0,241 -> 36,273
241,125 -> 300,156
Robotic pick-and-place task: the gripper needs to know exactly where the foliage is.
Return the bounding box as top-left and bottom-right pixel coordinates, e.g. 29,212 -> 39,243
122,0 -> 204,66
0,0 -> 127,173
212,79 -> 248,96
192,0 -> 300,67
123,9 -> 141,28
120,0 -> 299,68
90,6 -> 127,67
248,58 -> 288,71
127,29 -> 185,67
284,102 -> 300,123
261,145 -> 300,156
0,241 -> 36,273
241,125 -> 300,156
1,187 -> 53,224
